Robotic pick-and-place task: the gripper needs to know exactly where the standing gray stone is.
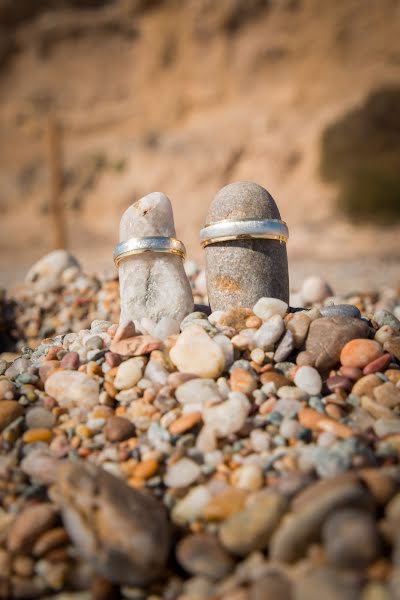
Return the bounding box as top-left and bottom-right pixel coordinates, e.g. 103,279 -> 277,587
203,182 -> 289,311
118,192 -> 193,324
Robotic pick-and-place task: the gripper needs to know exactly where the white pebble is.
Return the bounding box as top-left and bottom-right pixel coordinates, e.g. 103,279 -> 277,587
171,485 -> 212,525
253,314 -> 285,349
294,366 -> 322,395
45,370 -> 99,410
25,407 -> 55,430
231,463 -> 263,491
253,297 -> 288,321
203,392 -> 250,437
301,276 -> 333,305
114,358 -> 144,390
164,457 -> 201,488
250,429 -> 270,452
170,326 -> 225,378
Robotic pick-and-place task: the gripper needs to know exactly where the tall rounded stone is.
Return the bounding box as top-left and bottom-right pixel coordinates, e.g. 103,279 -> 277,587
203,182 -> 289,311
118,192 -> 193,324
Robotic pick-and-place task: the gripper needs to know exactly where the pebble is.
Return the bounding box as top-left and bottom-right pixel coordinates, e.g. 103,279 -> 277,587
22,428 -> 53,444
300,276 -> 333,304
117,192 -> 193,324
363,353 -> 392,374
204,182 -> 289,310
274,330 -> 295,362
164,458 -> 201,488
104,416 -> 136,442
373,382 -> 400,408
320,304 -> 361,319
219,492 -> 287,556
352,374 -> 383,397
287,311 -> 311,348
203,487 -> 248,521
301,316 -> 371,371
294,366 -> 322,395
322,508 -> 381,568
176,534 -> 234,580
203,392 -> 250,437
25,250 -> 80,293
45,370 -> 99,410
169,412 -> 202,435
170,325 -> 225,378
374,309 -> 400,332
0,400 -> 23,431
172,486 -> 212,525
59,351 -> 80,370
231,464 -> 263,491
340,339 -> 383,369
253,298 -> 288,321
114,358 -> 144,390
253,314 -> 285,350
230,367 -> 257,395
175,378 -> 221,409
25,407 -> 55,430
7,504 -> 58,553
384,337 -> 400,361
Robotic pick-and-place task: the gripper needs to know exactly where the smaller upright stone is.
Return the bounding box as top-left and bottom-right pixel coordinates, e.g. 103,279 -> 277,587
118,193 -> 193,324
203,182 -> 289,311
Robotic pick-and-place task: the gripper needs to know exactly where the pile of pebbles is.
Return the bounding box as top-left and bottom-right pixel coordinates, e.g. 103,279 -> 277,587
0,252 -> 400,600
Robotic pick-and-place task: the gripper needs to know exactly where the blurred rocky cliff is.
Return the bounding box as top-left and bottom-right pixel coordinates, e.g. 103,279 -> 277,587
0,0 -> 399,289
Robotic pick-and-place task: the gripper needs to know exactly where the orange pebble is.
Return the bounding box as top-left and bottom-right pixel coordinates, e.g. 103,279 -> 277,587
134,458 -> 159,480
22,429 -> 53,444
169,412 -> 202,435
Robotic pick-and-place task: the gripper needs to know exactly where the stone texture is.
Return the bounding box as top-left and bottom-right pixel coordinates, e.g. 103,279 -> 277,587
7,504 -> 58,553
170,325 -> 225,378
53,460 -> 170,586
118,192 -> 193,324
204,182 -> 289,311
45,370 -> 99,410
301,316 -> 371,371
0,400 -> 23,431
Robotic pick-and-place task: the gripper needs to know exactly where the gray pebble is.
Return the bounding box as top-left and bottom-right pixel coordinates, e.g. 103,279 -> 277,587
374,309 -> 400,332
204,182 -> 289,311
274,330 -> 295,362
320,304 -> 361,319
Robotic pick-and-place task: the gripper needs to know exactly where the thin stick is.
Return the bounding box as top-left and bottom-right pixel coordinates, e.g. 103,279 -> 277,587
47,117 -> 66,249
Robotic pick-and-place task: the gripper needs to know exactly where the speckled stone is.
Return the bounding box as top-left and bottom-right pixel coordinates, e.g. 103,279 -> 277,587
118,192 -> 193,323
204,182 -> 289,311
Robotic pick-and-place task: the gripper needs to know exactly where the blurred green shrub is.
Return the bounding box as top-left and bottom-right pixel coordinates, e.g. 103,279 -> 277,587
320,86 -> 400,224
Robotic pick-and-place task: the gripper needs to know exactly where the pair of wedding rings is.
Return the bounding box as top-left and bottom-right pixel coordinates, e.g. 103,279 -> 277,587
113,218 -> 289,267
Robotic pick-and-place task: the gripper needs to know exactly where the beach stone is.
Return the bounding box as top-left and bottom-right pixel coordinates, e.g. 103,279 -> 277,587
203,392 -> 250,437
253,315 -> 285,350
320,304 -> 361,319
294,366 -> 322,395
230,367 -> 257,395
219,492 -> 287,556
164,458 -> 201,488
175,378 -> 221,409
231,464 -> 264,491
203,487 -> 248,521
0,400 -> 23,431
384,337 -> 400,361
104,416 -> 135,442
177,534 -> 234,580
7,503 -> 58,553
374,309 -> 400,332
45,370 -> 99,410
302,317 -> 371,371
118,192 -> 193,324
373,382 -> 400,408
25,407 -> 55,430
204,182 -> 289,311
53,460 -> 170,586
374,418 -> 400,436
352,374 -> 382,397
0,379 -> 15,399
25,250 -> 80,292
300,276 -> 333,304
60,351 -> 80,370
253,298 -> 288,321
172,486 -> 212,525
322,508 -> 381,568
114,358 -> 144,390
295,567 -> 361,600
270,476 -> 370,563
250,568 -> 293,600
287,311 -> 311,348
170,325 -> 225,378
274,330 -> 295,362
340,339 -> 383,369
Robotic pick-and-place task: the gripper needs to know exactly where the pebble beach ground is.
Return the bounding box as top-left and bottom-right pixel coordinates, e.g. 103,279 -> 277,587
0,252 -> 400,600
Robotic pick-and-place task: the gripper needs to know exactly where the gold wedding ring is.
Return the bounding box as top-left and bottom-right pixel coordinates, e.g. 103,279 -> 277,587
113,236 -> 186,267
200,218 -> 289,248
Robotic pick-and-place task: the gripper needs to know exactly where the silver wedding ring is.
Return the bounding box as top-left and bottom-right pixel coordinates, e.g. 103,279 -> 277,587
114,236 -> 186,267
200,218 -> 289,248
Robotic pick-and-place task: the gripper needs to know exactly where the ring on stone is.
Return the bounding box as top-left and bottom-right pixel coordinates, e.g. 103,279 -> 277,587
200,218 -> 289,248
113,236 -> 186,267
